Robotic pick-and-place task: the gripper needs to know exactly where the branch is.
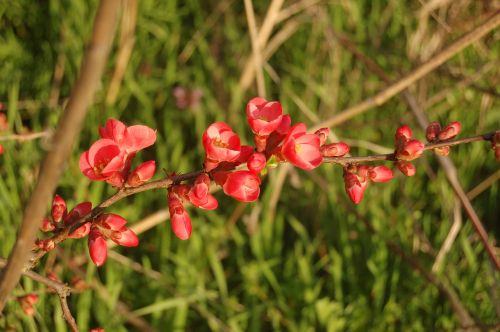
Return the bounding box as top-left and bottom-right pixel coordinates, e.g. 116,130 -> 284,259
0,0 -> 122,313
0,258 -> 78,331
28,132 -> 498,267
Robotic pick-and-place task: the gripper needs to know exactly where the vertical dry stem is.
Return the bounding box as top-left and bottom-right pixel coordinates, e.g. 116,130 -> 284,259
0,0 -> 122,312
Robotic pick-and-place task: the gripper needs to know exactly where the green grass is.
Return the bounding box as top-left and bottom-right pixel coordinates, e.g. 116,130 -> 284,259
0,0 -> 499,331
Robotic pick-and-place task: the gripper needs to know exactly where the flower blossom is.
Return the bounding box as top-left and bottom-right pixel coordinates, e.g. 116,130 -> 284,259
281,123 -> 323,170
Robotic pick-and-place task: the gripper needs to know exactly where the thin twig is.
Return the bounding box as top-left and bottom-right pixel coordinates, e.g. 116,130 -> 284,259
323,21 -> 500,271
0,131 -> 52,142
0,0 -> 122,313
0,258 -> 78,331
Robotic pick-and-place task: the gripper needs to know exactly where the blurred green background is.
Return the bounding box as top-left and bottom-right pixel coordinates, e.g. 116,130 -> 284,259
0,0 -> 499,331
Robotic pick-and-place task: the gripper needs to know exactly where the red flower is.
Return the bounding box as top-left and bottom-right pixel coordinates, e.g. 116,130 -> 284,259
99,118 -> 156,154
168,192 -> 192,240
222,170 -> 261,202
79,139 -> 125,181
18,294 -> 38,316
344,171 -> 368,205
247,152 -> 267,173
395,125 -> 413,141
246,97 -> 283,136
281,123 -> 323,170
127,160 -> 156,187
202,122 -> 241,171
187,174 -> 218,210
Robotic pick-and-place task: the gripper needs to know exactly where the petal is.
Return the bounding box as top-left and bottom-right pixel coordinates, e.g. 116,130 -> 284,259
124,125 -> 157,152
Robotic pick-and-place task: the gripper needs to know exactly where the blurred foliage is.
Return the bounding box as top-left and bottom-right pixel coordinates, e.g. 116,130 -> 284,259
0,0 -> 499,331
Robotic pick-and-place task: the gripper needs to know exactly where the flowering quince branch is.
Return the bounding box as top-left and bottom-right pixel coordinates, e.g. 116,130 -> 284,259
29,101 -> 500,271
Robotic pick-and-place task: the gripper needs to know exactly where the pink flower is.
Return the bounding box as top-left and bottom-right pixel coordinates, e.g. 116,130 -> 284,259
168,192 -> 192,240
187,174 -> 218,210
127,160 -> 156,187
320,142 -> 350,157
281,123 -> 323,170
344,171 -> 368,205
79,139 -> 125,181
368,166 -> 393,182
246,97 -> 283,136
51,194 -> 67,223
202,122 -> 241,171
88,228 -> 107,267
438,121 -> 461,141
396,161 -> 416,176
247,152 -> 266,173
222,170 -> 261,202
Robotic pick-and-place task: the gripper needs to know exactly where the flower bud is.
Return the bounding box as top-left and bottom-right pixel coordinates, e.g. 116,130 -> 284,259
51,195 -> 67,223
368,166 -> 393,183
425,122 -> 441,142
320,142 -> 350,157
397,139 -> 425,161
396,161 -> 416,177
127,160 -> 156,187
344,171 -> 368,205
438,121 -> 461,141
88,228 -> 107,266
247,152 -> 266,173
18,294 -> 38,316
168,192 -> 192,240
395,125 -> 413,141
222,170 -> 261,202
40,217 -> 55,232
36,239 -> 55,251
314,128 -> 330,146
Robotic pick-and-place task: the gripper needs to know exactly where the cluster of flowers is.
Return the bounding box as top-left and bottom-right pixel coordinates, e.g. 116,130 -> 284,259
167,97 -> 352,239
38,195 -> 139,266
79,119 -> 157,187
37,98 -> 480,266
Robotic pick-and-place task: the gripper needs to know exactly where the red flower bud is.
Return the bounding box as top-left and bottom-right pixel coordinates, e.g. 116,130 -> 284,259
397,139 -> 425,161
320,142 -> 350,157
18,294 -> 38,316
222,170 -> 261,202
0,144 -> 3,155
396,161 -> 416,176
40,217 -> 55,232
395,125 -> 413,141
344,171 -> 368,205
36,239 -> 55,251
51,194 -> 67,223
88,228 -> 107,266
188,174 -> 218,210
438,121 -> 461,141
168,192 -> 192,240
425,122 -> 441,142
127,160 -> 156,187
247,152 -> 266,173
314,128 -> 330,146
368,166 -> 393,183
